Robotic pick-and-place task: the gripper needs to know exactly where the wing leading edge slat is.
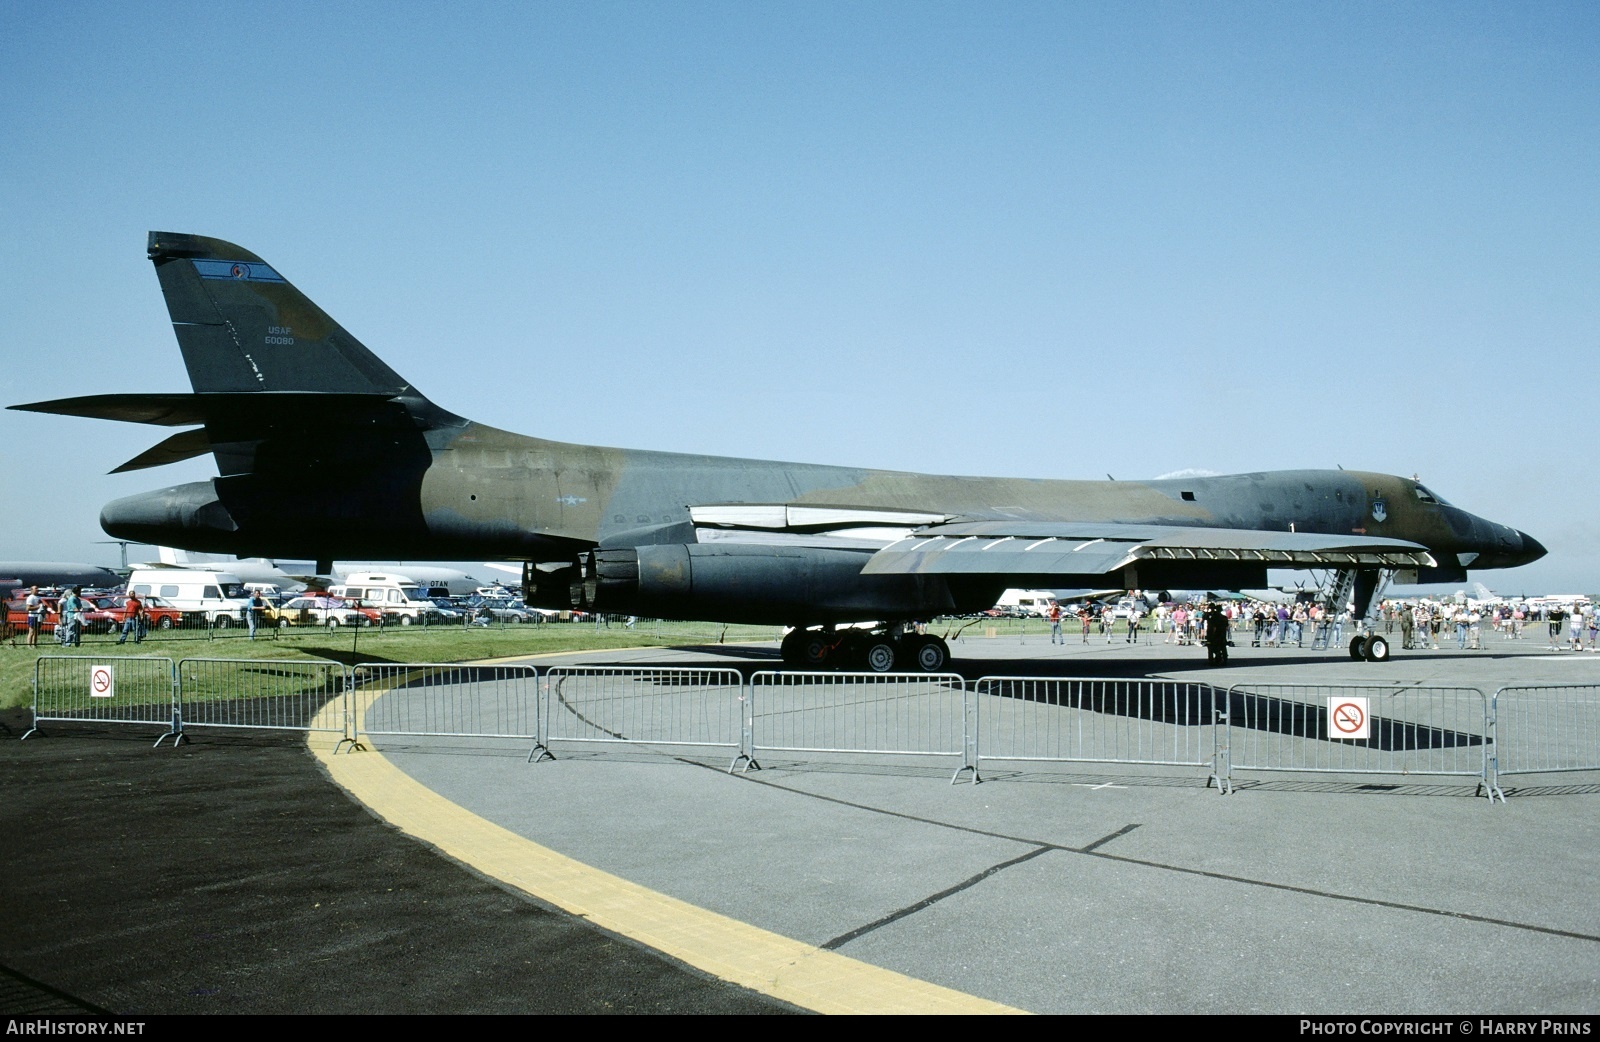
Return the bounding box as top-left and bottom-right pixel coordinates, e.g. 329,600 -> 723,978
862,523 -> 1435,576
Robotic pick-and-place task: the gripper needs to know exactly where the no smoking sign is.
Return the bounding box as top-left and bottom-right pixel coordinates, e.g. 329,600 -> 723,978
1328,696 -> 1369,740
90,664 -> 115,699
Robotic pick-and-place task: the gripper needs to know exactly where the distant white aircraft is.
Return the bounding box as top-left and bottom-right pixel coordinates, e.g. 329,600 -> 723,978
139,548 -> 482,595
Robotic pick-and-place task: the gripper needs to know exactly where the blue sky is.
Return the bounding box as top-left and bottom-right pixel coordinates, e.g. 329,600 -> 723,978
3,1 -> 1596,594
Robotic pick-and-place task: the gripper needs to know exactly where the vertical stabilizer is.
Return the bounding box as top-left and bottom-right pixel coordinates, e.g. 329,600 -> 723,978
146,232 -> 417,396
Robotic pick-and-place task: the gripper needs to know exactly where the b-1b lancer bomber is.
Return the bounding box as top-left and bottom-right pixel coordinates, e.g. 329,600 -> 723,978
12,233 -> 1546,670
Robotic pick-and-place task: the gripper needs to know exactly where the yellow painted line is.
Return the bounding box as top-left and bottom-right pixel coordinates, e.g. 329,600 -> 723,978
309,681 -> 1024,1014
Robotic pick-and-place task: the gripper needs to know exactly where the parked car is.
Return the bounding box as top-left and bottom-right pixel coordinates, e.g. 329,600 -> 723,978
5,593 -> 62,633
80,595 -> 186,633
470,598 -> 542,624
278,595 -> 376,628
426,597 -> 465,623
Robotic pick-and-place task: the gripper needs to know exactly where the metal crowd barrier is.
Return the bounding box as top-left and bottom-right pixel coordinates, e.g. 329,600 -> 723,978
1222,682 -> 1493,796
26,658 -> 1600,805
1491,684 -> 1600,787
177,658 -> 349,738
352,663 -> 540,757
542,666 -> 746,766
971,676 -> 1225,787
747,671 -> 969,778
25,656 -> 180,745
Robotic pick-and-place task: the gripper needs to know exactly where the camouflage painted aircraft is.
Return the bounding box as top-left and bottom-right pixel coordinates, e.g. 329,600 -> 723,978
11,232 -> 1545,670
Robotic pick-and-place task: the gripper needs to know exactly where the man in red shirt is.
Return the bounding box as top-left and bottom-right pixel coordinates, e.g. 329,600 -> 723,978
116,592 -> 146,645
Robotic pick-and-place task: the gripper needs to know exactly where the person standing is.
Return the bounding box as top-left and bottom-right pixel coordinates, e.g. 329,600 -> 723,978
25,586 -> 44,647
57,587 -> 82,647
1203,603 -> 1229,666
117,591 -> 145,645
247,590 -> 266,640
1048,601 -> 1063,645
1399,603 -> 1414,649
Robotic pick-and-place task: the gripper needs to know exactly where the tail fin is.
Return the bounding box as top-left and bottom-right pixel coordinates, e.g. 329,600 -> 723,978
11,232 -> 456,480
147,232 -> 415,396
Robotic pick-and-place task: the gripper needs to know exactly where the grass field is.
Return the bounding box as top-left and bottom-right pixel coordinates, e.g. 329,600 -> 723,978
1,618 -> 782,710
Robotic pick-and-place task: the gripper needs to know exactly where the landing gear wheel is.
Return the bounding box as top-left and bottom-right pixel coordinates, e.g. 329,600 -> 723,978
780,629 -> 807,665
863,640 -> 896,673
1363,635 -> 1390,662
910,635 -> 949,672
801,633 -> 833,668
1349,635 -> 1369,660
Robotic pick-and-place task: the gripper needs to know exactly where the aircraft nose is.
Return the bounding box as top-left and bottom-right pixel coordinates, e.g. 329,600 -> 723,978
1472,525 -> 1547,569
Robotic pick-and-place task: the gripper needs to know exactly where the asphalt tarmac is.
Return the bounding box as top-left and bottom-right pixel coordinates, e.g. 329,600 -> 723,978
0,706 -> 797,1015
3,630 -> 1597,1014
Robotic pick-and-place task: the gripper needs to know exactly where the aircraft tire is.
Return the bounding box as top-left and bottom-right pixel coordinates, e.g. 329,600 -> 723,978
779,629 -> 807,665
801,633 -> 833,668
864,640 -> 896,673
910,635 -> 949,672
1363,635 -> 1390,662
1349,635 -> 1368,660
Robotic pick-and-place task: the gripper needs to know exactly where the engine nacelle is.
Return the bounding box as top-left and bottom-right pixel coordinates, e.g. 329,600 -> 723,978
587,543 -> 984,625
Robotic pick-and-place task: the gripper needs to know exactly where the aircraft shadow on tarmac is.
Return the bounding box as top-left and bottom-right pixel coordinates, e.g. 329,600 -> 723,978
980,678 -> 1484,752
581,649 -> 1483,753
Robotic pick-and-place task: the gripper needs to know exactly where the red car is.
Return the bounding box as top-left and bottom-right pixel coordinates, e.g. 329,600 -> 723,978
81,595 -> 186,633
6,595 -> 61,633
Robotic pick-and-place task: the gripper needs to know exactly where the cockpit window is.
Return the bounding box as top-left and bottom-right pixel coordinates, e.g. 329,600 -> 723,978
1413,484 -> 1450,506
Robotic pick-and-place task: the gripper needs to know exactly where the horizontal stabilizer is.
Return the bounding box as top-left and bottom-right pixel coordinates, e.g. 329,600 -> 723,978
112,428 -> 213,473
862,522 -> 1436,577
10,391 -> 404,427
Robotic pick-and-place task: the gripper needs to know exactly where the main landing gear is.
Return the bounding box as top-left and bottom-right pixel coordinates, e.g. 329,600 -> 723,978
779,625 -> 950,673
1348,633 -> 1390,662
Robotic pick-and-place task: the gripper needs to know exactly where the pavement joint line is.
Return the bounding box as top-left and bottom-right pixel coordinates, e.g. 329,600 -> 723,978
1078,823 -> 1142,853
309,688 -> 1025,1015
708,761 -> 1600,944
820,846 -> 1052,951
1080,847 -> 1600,944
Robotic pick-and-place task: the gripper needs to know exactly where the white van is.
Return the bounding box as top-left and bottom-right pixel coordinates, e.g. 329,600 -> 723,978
126,568 -> 251,627
329,572 -> 439,625
996,589 -> 1061,617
